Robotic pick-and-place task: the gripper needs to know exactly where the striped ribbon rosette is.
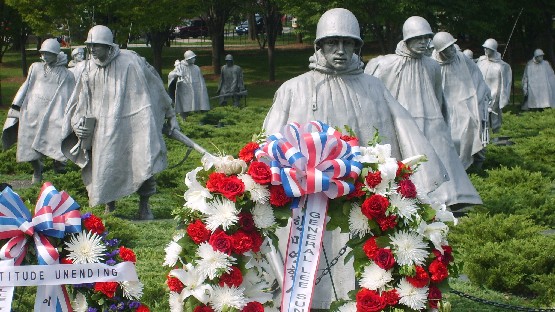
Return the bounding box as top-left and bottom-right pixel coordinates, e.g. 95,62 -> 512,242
255,121 -> 362,311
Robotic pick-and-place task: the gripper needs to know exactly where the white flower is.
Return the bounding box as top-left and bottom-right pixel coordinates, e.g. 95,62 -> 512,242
205,154 -> 247,175
360,262 -> 393,291
209,285 -> 247,312
169,264 -> 212,303
358,144 -> 393,164
71,292 -> 88,312
65,230 -> 106,264
169,291 -> 185,312
120,280 -> 144,300
389,230 -> 429,266
240,270 -> 273,304
184,167 -> 212,213
378,157 -> 399,181
389,193 -> 418,224
349,202 -> 371,237
163,240 -> 183,267
239,174 -> 270,203
431,201 -> 458,225
337,301 -> 357,312
417,221 -> 449,253
402,154 -> 427,167
396,278 -> 429,310
251,202 -> 275,229
196,243 -> 235,280
357,146 -> 379,164
204,197 -> 239,231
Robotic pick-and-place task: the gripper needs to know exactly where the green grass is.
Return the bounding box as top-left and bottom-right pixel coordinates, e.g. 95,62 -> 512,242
1,44 -> 554,311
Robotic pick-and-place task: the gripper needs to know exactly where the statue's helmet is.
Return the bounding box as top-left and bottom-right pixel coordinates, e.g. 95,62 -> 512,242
534,49 -> 544,57
463,49 -> 474,59
402,16 -> 434,41
39,38 -> 61,54
314,8 -> 363,46
482,38 -> 498,51
225,54 -> 233,61
72,47 -> 85,56
85,25 -> 114,46
432,32 -> 457,52
184,50 -> 196,60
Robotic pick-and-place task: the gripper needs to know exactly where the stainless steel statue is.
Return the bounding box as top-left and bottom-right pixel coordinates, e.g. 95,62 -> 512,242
2,38 -> 75,183
521,49 -> 555,110
365,16 -> 482,209
168,50 -> 211,120
215,54 -> 246,107
68,47 -> 85,68
61,25 -> 179,219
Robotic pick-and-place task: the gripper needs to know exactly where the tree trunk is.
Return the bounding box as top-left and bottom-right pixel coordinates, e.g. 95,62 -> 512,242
211,31 -> 224,75
265,12 -> 281,81
20,32 -> 28,77
149,31 -> 166,77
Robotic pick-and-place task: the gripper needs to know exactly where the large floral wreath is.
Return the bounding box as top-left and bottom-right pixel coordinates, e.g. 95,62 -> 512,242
0,183 -> 149,312
164,121 -> 457,312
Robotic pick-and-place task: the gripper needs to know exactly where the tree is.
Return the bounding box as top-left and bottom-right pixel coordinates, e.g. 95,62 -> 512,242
255,0 -> 283,81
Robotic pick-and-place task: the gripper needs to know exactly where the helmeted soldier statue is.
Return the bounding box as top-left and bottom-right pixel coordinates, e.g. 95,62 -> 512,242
168,50 -> 210,120
216,54 -> 246,107
68,47 -> 85,68
2,38 -> 75,183
463,49 -> 475,61
521,48 -> 555,111
476,38 -> 512,133
61,25 -> 179,219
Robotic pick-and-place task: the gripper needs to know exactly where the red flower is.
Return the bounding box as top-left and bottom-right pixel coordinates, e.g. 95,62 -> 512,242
247,161 -> 272,184
382,289 -> 400,306
60,258 -> 73,264
238,213 -> 256,232
365,171 -> 382,188
406,265 -> 430,288
396,161 -> 412,179
347,181 -> 366,199
94,281 -> 118,298
187,219 -> 211,244
377,214 -> 397,231
433,246 -> 454,265
356,288 -> 387,312
428,285 -> 442,309
373,248 -> 395,270
231,230 -> 254,254
241,301 -> 265,312
269,185 -> 291,207
363,237 -> 379,259
209,229 -> 233,254
248,230 -> 263,252
340,134 -> 358,144
119,246 -> 137,263
219,176 -> 245,202
136,305 -> 150,312
83,214 -> 105,235
361,194 -> 389,220
429,259 -> 449,283
398,179 -> 417,198
194,305 -> 215,312
206,172 -> 226,192
167,276 -> 185,293
219,266 -> 243,287
239,142 -> 260,162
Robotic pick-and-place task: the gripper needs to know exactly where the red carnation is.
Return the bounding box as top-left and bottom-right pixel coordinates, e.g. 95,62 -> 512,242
363,237 -> 379,259
433,246 -> 454,265
60,258 -> 73,264
239,142 -> 260,162
232,230 -> 254,254
219,176 -> 245,202
361,194 -> 389,220
429,259 -> 449,283
238,213 -> 257,232
187,219 -> 211,244
242,301 -> 265,312
167,276 -> 185,293
209,229 -> 233,254
406,265 -> 430,288
346,180 -> 366,199
83,214 -> 105,235
119,246 -> 137,263
247,161 -> 272,184
428,285 -> 442,309
340,134 -> 358,144
194,305 -> 215,312
373,248 -> 395,270
136,305 -> 150,312
398,179 -> 417,198
219,266 -> 243,287
396,161 -> 412,179
94,281 -> 118,298
248,230 -> 263,252
269,185 -> 291,207
382,289 -> 400,306
377,214 -> 397,231
356,288 -> 386,312
365,171 -> 382,188
206,172 -> 227,192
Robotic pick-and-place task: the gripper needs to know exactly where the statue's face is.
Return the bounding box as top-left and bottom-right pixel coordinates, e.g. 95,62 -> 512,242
40,51 -> 57,64
484,48 -> 495,57
320,37 -> 356,70
88,43 -> 111,62
440,45 -> 457,59
534,55 -> 543,63
406,35 -> 431,55
186,57 -> 195,65
73,52 -> 85,62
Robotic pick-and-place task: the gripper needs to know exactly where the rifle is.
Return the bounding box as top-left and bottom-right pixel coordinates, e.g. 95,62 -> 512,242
162,122 -> 211,169
210,90 -> 248,100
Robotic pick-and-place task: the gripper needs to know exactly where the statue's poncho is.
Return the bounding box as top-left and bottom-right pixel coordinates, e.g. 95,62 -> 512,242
217,64 -> 245,95
365,41 -> 482,206
62,48 -> 173,206
263,50 -> 448,309
522,58 -> 555,109
476,51 -> 512,132
168,61 -> 210,113
2,54 -> 75,162
432,50 -> 491,168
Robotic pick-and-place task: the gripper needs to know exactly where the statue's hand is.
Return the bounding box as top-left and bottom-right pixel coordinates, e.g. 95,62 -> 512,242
7,108 -> 20,119
168,116 -> 180,133
75,125 -> 92,140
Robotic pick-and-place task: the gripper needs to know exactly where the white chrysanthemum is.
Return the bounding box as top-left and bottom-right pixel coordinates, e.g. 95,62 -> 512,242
396,278 -> 429,310
120,280 -> 144,300
389,230 -> 429,266
71,292 -> 88,312
196,243 -> 235,280
360,262 -> 393,290
184,167 -> 212,213
417,221 -> 449,253
251,202 -> 275,229
337,301 -> 357,312
163,240 -> 183,267
169,291 -> 185,312
349,202 -> 371,237
65,230 -> 106,264
389,193 -> 418,224
204,197 -> 239,231
239,174 -> 270,203
209,285 -> 247,312
170,264 -> 212,303
240,270 -> 273,304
